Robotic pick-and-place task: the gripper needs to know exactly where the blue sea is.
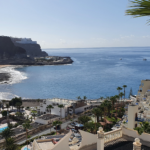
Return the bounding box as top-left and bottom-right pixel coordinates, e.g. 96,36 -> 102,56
0,47 -> 150,100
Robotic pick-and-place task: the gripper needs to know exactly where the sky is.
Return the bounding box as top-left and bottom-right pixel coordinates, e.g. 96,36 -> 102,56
0,0 -> 150,48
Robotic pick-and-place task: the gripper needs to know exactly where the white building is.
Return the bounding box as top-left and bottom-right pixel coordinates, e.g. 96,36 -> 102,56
39,98 -> 92,118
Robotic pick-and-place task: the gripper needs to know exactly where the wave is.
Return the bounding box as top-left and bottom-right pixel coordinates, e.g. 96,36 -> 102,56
0,92 -> 19,100
0,66 -> 27,84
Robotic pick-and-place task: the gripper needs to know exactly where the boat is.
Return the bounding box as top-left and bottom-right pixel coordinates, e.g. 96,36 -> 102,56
120,58 -> 122,60
143,58 -> 147,61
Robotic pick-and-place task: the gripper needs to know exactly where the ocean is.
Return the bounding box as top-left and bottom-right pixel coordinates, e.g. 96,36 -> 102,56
0,47 -> 150,100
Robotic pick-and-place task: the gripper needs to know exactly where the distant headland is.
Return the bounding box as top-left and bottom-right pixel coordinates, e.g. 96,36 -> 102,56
0,36 -> 73,65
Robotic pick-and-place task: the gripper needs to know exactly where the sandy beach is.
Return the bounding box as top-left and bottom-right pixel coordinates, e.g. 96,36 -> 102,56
0,65 -> 11,68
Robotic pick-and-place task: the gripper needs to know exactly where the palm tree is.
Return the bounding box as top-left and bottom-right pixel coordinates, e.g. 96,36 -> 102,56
58,104 -> 64,120
22,121 -> 31,150
46,105 -> 54,132
119,92 -> 124,103
0,128 -> 14,140
117,87 -> 122,95
110,96 -> 117,110
77,96 -> 81,100
126,0 -> 150,24
123,85 -> 127,100
92,108 -> 100,133
78,115 -> 91,125
114,95 -> 119,104
52,120 -> 62,134
4,137 -> 19,150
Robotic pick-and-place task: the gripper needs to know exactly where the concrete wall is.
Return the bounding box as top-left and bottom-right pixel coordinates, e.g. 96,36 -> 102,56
51,131 -> 72,150
75,106 -> 88,114
128,105 -> 138,129
35,116 -> 59,125
79,130 -> 97,149
40,100 -> 67,118
122,126 -> 150,147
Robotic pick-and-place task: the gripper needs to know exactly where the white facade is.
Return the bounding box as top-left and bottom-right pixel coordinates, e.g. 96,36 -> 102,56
35,115 -> 59,125
16,38 -> 37,44
40,98 -> 91,118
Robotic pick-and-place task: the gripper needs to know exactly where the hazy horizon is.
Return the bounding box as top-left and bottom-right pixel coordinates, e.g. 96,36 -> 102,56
1,0 -> 150,48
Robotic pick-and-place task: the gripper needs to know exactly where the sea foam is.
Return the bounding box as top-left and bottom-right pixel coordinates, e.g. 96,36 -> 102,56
0,66 -> 27,84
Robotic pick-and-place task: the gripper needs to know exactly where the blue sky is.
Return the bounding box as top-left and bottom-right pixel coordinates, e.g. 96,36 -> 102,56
1,0 -> 150,48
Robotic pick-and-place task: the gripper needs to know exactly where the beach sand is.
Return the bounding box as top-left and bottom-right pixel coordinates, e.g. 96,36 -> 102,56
0,65 -> 11,68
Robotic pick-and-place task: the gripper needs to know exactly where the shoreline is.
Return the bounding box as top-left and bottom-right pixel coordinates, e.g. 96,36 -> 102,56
0,65 -> 12,68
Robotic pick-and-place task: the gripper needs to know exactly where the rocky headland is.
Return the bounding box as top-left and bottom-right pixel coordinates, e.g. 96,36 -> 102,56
0,36 -> 73,65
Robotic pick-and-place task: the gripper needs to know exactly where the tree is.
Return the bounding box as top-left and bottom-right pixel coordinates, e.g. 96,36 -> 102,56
77,96 -> 81,100
9,97 -> 22,111
58,104 -> 64,120
4,137 -> 19,150
0,101 -> 2,112
52,120 -> 62,133
22,121 -> 31,150
110,96 -> 117,110
78,115 -> 91,125
134,122 -> 150,135
117,87 -> 122,95
129,88 -> 133,98
123,85 -> 127,99
32,112 -> 36,120
83,96 -> 87,100
46,105 -> 54,132
119,92 -> 124,101
126,0 -> 150,23
15,102 -> 22,112
0,128 -> 14,140
2,110 -> 7,117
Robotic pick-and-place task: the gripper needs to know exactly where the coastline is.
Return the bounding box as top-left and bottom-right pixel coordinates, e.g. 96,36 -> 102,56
0,65 -> 11,68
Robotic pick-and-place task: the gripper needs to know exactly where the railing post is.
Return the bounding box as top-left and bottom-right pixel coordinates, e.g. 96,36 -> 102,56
133,138 -> 142,150
97,127 -> 104,150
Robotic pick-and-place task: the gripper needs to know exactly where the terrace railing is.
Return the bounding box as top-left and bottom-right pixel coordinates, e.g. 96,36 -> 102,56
104,128 -> 122,143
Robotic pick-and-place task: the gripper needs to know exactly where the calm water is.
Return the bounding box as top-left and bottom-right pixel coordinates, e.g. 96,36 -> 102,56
0,47 -> 150,100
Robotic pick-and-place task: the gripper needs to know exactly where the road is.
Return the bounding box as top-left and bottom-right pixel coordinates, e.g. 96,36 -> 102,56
17,119 -> 77,145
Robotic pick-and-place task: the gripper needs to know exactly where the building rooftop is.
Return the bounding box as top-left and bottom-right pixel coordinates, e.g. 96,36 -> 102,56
37,139 -> 55,150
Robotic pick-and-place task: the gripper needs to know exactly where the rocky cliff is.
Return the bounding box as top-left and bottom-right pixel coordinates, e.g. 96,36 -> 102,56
0,36 -> 27,59
11,38 -> 48,57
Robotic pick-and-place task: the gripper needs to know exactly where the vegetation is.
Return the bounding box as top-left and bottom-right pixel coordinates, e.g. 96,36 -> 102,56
1,110 -> 7,117
0,128 -> 14,140
9,97 -> 22,111
4,137 -> 19,150
58,104 -> 64,119
53,120 -> 62,133
22,121 -> 31,150
46,104 -> 54,132
78,115 -> 91,125
126,0 -> 150,23
135,122 -> 150,135
129,88 -> 133,98
123,85 -> 127,99
0,127 -> 18,150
